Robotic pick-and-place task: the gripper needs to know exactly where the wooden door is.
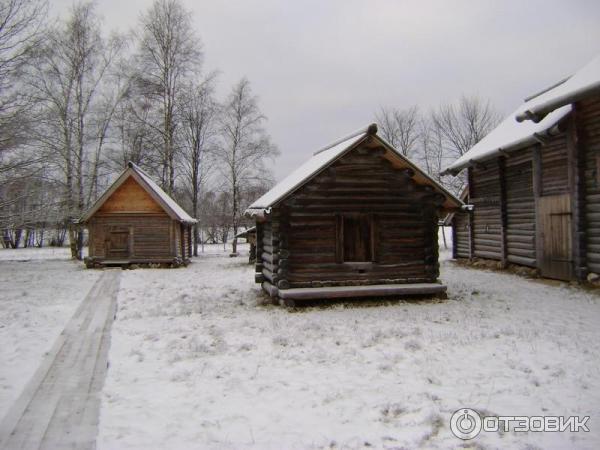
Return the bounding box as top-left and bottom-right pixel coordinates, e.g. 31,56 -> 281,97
538,194 -> 572,280
106,228 -> 130,259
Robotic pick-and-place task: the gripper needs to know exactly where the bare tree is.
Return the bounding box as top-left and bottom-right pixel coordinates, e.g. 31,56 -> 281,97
177,73 -> 218,255
135,0 -> 202,195
375,105 -> 420,157
431,95 -> 501,159
0,0 -> 47,153
28,1 -> 123,259
217,78 -> 278,256
0,0 -> 47,233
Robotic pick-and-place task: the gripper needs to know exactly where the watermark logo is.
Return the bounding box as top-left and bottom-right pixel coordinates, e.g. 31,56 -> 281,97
450,408 -> 590,440
450,408 -> 482,439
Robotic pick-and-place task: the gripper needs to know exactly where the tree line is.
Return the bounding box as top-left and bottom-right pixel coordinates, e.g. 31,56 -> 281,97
0,0 -> 279,257
375,96 -> 501,196
0,0 -> 502,257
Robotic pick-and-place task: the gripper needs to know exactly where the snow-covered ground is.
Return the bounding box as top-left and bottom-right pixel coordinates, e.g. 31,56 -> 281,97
0,255 -> 100,420
97,246 -> 600,449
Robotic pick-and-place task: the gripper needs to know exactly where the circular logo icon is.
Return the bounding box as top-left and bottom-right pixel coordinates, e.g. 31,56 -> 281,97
450,408 -> 482,440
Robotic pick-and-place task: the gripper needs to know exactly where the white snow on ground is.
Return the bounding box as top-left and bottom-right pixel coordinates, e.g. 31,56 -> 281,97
98,246 -> 600,449
0,254 -> 100,420
0,246 -> 87,261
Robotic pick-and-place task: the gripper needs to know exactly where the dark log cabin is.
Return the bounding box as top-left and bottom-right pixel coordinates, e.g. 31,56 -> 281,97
80,162 -> 196,267
444,55 -> 600,281
236,226 -> 257,263
246,124 -> 463,306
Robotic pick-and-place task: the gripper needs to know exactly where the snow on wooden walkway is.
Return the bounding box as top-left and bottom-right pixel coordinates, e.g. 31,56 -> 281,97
0,270 -> 121,450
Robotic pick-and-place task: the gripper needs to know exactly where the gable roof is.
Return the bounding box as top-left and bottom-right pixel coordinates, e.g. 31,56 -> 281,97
246,123 -> 463,216
80,162 -> 196,223
516,54 -> 600,123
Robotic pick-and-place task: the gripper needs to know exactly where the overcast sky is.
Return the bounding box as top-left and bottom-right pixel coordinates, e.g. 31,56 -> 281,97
52,0 -> 600,179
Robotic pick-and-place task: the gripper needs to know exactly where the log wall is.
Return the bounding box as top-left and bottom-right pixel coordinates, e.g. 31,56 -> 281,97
258,144 -> 443,289
579,94 -> 600,273
452,211 -> 470,259
541,134 -> 569,196
505,151 -> 536,267
470,164 -> 502,260
89,214 -> 174,259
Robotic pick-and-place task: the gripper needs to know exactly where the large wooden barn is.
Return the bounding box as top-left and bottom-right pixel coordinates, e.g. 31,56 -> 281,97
80,162 -> 196,267
246,124 -> 463,305
444,55 -> 600,281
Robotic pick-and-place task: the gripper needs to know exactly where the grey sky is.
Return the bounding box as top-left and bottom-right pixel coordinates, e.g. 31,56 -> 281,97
53,0 -> 600,179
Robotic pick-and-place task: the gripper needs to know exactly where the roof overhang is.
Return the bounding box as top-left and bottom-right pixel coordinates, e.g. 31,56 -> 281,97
246,124 -> 463,218
516,80 -> 600,123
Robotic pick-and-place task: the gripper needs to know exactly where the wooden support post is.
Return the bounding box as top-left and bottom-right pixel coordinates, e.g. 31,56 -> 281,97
467,167 -> 475,260
532,144 -> 543,273
255,222 -> 263,280
188,224 -> 192,258
498,157 -> 508,268
451,217 -> 457,259
567,109 -> 587,280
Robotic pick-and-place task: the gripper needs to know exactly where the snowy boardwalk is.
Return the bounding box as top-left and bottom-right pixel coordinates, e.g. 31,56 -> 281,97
0,270 -> 121,450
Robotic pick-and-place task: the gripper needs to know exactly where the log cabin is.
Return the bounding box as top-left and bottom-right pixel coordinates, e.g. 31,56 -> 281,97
443,55 -> 600,282
235,226 -> 257,263
80,162 -> 196,268
246,123 -> 463,306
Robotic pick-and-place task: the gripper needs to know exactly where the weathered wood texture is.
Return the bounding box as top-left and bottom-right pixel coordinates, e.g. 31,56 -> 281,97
88,214 -> 176,259
470,163 -> 502,260
541,134 -> 570,196
98,177 -> 164,214
256,144 -> 443,290
538,194 -> 573,280
505,151 -> 536,267
452,210 -> 470,259
579,95 -> 600,274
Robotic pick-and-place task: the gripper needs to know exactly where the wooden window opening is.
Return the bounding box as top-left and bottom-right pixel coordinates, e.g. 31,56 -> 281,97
336,214 -> 377,263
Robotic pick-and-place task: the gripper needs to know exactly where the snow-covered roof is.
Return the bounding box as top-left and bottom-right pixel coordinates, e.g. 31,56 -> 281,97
444,54 -> 600,175
80,162 -> 196,223
516,54 -> 600,123
247,123 -> 463,215
248,125 -> 371,211
444,104 -> 571,174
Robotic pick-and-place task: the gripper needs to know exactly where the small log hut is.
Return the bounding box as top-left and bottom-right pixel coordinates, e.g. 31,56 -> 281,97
246,124 -> 463,306
80,162 -> 196,267
443,55 -> 600,281
235,226 -> 257,263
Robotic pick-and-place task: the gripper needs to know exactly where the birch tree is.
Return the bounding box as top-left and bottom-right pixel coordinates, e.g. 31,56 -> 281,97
29,1 -> 122,259
217,78 -> 278,255
177,74 -> 218,255
135,0 -> 202,194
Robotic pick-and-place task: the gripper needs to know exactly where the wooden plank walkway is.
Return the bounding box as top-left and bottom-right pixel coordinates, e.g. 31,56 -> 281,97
0,270 -> 121,450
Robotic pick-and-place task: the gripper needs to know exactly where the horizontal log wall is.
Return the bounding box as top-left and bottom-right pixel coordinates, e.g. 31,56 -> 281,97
505,150 -> 536,267
579,94 -> 600,273
89,213 -> 173,259
452,211 -> 470,258
541,134 -> 569,196
272,144 -> 441,288
470,163 -> 502,260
